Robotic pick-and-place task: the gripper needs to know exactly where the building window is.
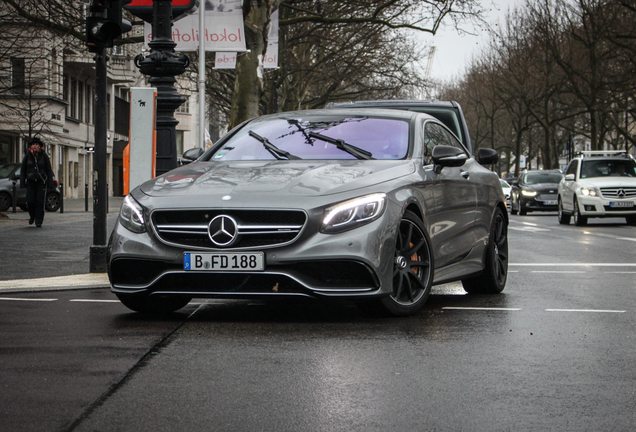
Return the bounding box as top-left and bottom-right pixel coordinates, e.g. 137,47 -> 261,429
11,58 -> 25,94
176,130 -> 184,156
70,77 -> 77,119
176,96 -> 190,114
85,84 -> 92,125
63,74 -> 69,116
78,81 -> 84,123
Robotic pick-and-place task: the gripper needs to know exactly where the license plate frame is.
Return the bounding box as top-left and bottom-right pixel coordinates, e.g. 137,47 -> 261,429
543,200 -> 558,205
184,252 -> 265,271
609,201 -> 634,208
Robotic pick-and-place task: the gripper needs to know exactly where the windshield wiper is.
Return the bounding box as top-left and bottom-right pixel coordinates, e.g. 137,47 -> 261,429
308,132 -> 373,160
248,131 -> 301,160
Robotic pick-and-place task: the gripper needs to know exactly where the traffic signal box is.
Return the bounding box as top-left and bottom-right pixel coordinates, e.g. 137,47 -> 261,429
86,0 -> 133,52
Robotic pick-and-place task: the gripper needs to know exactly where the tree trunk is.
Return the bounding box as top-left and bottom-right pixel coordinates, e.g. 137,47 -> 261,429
229,1 -> 272,129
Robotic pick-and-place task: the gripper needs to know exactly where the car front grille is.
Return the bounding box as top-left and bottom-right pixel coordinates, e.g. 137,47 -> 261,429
151,209 -> 307,250
536,193 -> 557,201
600,187 -> 636,199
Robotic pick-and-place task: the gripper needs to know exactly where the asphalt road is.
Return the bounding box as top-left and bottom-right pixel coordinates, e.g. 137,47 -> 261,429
0,211 -> 635,431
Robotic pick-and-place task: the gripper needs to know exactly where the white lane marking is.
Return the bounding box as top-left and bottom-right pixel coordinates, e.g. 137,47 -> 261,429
509,226 -> 551,232
0,273 -> 109,291
531,271 -> 586,274
442,307 -> 521,311
546,309 -> 626,313
616,237 -> 636,242
604,271 -> 636,274
522,222 -> 538,226
0,297 -> 58,302
70,299 -> 120,303
511,263 -> 636,267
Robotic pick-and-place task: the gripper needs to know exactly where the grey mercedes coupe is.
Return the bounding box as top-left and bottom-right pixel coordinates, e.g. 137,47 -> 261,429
108,108 -> 508,316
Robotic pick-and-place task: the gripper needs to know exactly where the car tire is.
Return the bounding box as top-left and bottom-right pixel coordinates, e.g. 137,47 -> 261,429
0,192 -> 11,212
115,293 -> 192,314
510,195 -> 518,215
357,210 -> 433,317
45,192 -> 60,212
626,216 -> 636,226
462,207 -> 508,294
557,198 -> 571,225
572,197 -> 587,226
519,206 -> 527,216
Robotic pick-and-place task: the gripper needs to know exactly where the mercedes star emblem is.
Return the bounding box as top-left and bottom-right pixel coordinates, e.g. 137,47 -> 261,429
208,215 -> 238,247
617,189 -> 626,198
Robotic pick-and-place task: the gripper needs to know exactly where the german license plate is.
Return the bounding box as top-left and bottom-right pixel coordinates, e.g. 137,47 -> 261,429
184,252 -> 264,271
610,201 -> 634,208
543,200 -> 558,205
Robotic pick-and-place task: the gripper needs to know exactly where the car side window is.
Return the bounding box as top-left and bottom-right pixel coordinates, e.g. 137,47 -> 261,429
442,128 -> 468,154
565,160 -> 578,177
423,122 -> 449,165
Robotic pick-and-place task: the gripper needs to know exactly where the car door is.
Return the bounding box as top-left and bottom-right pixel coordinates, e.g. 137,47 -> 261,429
422,121 -> 477,269
561,160 -> 578,212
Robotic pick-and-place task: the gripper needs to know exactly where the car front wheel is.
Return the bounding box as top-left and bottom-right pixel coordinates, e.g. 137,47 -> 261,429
557,198 -> 570,225
358,210 -> 433,317
115,293 -> 192,314
572,197 -> 587,226
45,192 -> 60,212
0,192 -> 11,212
462,207 -> 508,294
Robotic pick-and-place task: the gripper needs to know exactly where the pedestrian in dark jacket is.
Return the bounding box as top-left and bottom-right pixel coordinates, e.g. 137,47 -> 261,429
20,137 -> 54,227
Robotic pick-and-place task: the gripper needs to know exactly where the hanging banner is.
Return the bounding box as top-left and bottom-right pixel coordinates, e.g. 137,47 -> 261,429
145,1 -> 246,52
213,9 -> 278,69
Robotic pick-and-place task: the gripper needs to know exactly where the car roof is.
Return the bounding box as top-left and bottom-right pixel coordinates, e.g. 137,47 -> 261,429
251,107 -> 435,122
326,100 -> 459,109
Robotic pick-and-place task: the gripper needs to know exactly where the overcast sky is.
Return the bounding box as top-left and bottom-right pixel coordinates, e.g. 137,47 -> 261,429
424,0 -> 524,82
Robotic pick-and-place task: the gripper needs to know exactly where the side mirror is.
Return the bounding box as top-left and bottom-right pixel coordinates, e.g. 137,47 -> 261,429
181,147 -> 204,165
431,145 -> 468,172
565,174 -> 575,181
511,179 -> 518,186
476,148 -> 499,165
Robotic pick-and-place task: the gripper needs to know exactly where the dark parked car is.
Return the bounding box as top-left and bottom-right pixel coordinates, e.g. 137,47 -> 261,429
326,100 -> 474,154
108,108 -> 508,317
0,163 -> 61,212
510,169 -> 564,215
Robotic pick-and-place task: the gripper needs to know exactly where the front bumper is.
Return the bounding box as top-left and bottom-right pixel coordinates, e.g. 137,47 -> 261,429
108,207 -> 400,300
520,195 -> 558,212
577,195 -> 636,217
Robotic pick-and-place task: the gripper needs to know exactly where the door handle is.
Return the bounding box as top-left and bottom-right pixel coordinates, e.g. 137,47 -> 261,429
461,171 -> 470,179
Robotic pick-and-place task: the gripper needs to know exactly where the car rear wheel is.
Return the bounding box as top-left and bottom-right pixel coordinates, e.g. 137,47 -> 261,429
115,293 -> 192,314
557,198 -> 570,225
0,192 -> 11,212
572,197 -> 587,226
45,192 -> 60,212
626,216 -> 636,226
462,207 -> 508,294
357,210 -> 433,317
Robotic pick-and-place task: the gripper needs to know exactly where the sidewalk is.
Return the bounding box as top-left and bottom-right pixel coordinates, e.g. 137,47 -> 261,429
0,197 -> 123,293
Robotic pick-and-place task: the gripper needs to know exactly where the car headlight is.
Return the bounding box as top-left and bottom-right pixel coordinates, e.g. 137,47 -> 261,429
521,190 -> 537,197
580,187 -> 598,197
119,195 -> 146,233
321,193 -> 386,234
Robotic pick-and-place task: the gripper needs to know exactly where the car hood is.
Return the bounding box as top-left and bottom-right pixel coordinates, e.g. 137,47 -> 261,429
139,160 -> 415,200
577,177 -> 636,188
522,183 -> 560,193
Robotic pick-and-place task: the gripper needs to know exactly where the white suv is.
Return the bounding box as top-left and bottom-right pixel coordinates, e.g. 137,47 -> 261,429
558,151 -> 636,226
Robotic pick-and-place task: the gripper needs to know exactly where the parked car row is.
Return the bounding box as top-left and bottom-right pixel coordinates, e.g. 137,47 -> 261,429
0,163 -> 61,212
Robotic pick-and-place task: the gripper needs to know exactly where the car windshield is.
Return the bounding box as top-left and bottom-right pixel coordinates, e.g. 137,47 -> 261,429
581,160 -> 636,178
0,164 -> 16,178
209,116 -> 410,161
500,179 -> 510,188
523,172 -> 564,185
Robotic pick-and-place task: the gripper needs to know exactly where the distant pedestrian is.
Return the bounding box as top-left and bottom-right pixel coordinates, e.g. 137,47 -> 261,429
20,137 -> 54,227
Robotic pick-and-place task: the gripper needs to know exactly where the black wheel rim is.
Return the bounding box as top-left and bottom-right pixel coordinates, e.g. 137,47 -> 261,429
492,212 -> 508,286
392,219 -> 431,306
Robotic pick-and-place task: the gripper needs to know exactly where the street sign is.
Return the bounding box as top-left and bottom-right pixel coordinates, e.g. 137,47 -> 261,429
124,0 -> 198,23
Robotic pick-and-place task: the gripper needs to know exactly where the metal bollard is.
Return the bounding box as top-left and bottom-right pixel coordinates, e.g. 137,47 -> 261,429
11,180 -> 16,213
59,182 -> 64,214
85,183 -> 89,211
